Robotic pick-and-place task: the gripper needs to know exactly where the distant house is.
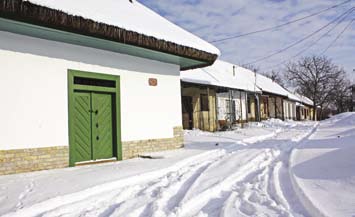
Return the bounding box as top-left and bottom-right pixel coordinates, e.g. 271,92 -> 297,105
180,82 -> 218,132
180,59 -> 321,132
180,60 -> 261,131
295,94 -> 316,121
0,0 -> 219,175
244,72 -> 290,121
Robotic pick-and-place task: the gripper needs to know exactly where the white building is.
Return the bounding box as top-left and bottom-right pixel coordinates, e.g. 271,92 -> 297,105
283,92 -> 299,120
0,0 -> 219,175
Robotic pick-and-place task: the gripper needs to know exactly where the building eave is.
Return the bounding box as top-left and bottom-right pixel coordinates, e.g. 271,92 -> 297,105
0,0 -> 218,70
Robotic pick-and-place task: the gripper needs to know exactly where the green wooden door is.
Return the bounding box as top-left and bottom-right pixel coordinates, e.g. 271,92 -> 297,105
68,70 -> 122,166
72,92 -> 114,163
91,93 -> 114,160
72,92 -> 92,162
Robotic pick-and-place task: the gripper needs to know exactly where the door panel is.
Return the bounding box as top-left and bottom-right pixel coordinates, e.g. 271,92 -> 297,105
73,92 -> 92,162
91,93 -> 114,160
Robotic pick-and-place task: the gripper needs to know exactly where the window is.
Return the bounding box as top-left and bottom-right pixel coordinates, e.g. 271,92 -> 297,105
200,94 -> 209,111
74,76 -> 116,88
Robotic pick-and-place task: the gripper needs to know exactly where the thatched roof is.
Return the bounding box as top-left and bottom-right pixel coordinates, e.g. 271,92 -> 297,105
0,0 -> 218,70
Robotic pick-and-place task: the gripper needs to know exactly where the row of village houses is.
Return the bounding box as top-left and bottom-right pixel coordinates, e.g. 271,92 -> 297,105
180,60 -> 316,132
0,0 -> 316,175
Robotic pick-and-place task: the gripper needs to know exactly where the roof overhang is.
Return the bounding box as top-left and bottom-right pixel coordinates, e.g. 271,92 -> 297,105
181,80 -> 261,94
259,90 -> 288,98
0,0 -> 218,70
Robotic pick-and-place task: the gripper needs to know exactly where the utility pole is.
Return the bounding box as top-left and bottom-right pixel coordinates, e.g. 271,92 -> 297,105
352,69 -> 355,112
254,70 -> 260,122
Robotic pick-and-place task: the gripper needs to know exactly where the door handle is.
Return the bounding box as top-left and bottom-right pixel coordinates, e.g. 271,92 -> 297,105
87,110 -> 98,114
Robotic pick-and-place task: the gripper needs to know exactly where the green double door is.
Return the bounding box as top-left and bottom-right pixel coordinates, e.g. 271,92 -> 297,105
72,92 -> 114,162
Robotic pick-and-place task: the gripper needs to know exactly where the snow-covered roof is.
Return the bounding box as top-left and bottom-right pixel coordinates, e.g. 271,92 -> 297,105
25,0 -> 220,56
181,60 -> 313,101
295,94 -> 314,106
285,91 -> 314,106
286,92 -> 301,102
254,74 -> 289,97
181,60 -> 261,93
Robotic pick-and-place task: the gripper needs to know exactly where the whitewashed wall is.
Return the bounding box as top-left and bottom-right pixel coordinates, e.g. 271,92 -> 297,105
0,31 -> 182,150
217,91 -> 247,121
283,101 -> 289,119
283,100 -> 297,120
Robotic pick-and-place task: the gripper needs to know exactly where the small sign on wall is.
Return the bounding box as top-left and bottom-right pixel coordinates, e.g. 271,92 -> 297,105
149,78 -> 158,86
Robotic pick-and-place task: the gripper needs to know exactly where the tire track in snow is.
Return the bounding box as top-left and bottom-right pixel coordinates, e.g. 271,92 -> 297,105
172,149 -> 275,217
68,143 -> 272,216
37,128 -> 288,217
176,125 -> 315,217
116,158 -> 220,217
34,129 -> 281,217
232,125 -> 315,217
114,150 -> 255,217
6,123 -> 317,217
4,149 -> 226,217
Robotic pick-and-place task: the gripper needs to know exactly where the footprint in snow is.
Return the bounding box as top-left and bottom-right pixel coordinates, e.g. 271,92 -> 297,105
0,195 -> 7,203
18,181 -> 35,201
239,201 -> 257,216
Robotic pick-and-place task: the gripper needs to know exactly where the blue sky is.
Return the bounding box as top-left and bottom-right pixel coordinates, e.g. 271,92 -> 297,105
140,0 -> 355,81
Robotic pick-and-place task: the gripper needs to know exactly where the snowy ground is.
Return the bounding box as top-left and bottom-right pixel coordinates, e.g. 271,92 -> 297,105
0,115 -> 354,217
290,113 -> 355,217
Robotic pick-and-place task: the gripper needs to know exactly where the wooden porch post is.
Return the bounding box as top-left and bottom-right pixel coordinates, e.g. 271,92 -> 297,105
239,91 -> 243,128
274,97 -> 277,119
207,87 -> 211,131
281,98 -> 285,121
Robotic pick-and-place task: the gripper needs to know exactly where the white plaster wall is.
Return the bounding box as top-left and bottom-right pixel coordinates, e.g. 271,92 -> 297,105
283,100 -> 290,119
283,100 -> 297,120
217,95 -> 227,120
216,91 -> 247,121
293,104 -> 297,119
236,92 -> 247,120
0,31 -> 182,150
290,103 -> 295,119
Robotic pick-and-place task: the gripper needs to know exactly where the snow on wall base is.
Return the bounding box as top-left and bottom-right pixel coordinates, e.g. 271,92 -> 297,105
0,127 -> 184,175
0,146 -> 69,175
122,126 -> 184,159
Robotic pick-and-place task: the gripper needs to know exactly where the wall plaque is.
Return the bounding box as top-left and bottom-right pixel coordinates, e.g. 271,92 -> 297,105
149,78 -> 158,86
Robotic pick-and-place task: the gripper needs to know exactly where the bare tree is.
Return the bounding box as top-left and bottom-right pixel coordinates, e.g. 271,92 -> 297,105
242,64 -> 285,87
242,64 -> 260,73
286,55 -> 347,120
332,78 -> 352,113
261,70 -> 285,87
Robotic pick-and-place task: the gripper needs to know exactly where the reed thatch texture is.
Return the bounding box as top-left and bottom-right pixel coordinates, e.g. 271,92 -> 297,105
0,0 -> 217,70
